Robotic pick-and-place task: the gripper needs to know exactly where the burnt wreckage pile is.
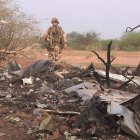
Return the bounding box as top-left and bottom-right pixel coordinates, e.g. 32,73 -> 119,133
0,59 -> 140,139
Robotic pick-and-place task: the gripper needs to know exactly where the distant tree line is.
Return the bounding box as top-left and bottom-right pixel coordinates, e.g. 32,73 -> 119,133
66,31 -> 140,51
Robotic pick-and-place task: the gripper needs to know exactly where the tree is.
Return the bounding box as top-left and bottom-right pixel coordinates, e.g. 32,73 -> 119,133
67,31 -> 99,50
83,31 -> 99,49
120,32 -> 140,51
0,0 -> 40,67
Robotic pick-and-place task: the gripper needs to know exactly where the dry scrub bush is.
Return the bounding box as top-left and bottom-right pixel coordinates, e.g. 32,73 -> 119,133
0,0 -> 41,67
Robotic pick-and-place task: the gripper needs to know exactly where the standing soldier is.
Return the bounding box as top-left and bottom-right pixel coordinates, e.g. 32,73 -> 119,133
44,17 -> 68,61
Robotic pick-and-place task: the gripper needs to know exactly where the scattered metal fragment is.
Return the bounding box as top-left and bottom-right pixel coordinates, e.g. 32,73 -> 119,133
39,116 -> 52,131
101,89 -> 138,104
64,82 -> 100,94
23,60 -> 54,78
96,69 -> 140,86
22,77 -> 33,85
133,63 -> 140,76
36,103 -> 47,109
33,109 -> 42,117
40,83 -> 54,94
45,110 -> 80,115
9,70 -> 23,78
3,60 -> 22,72
0,60 -> 140,139
107,102 -> 140,138
0,93 -> 6,97
6,94 -> 12,98
77,94 -> 140,138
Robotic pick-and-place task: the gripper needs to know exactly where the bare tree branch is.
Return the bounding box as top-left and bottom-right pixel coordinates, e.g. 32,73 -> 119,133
92,41 -> 114,88
92,51 -> 106,65
126,25 -> 140,32
111,57 -> 116,63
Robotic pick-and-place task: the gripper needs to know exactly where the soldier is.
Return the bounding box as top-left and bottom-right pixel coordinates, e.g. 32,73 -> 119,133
44,17 -> 68,61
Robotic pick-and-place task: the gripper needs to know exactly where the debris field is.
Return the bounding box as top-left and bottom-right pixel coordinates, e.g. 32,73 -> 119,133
0,59 -> 140,140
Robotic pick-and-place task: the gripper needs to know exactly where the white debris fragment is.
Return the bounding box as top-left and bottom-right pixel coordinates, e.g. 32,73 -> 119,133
10,117 -> 20,123
36,77 -> 40,81
0,19 -> 7,24
29,89 -> 34,93
22,77 -> 33,85
96,69 -> 140,86
6,94 -> 12,98
9,83 -> 13,87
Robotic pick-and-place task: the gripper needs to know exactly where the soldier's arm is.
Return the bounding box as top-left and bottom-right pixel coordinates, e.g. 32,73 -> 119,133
62,30 -> 68,49
44,29 -> 50,42
60,28 -> 68,43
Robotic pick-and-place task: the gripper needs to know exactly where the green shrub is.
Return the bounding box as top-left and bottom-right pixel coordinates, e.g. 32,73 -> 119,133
119,32 -> 140,51
67,31 -> 99,50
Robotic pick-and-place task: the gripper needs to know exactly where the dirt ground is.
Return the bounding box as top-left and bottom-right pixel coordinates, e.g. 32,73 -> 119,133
15,49 -> 140,68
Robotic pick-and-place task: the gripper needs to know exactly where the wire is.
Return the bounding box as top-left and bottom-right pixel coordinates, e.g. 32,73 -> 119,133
126,25 -> 140,32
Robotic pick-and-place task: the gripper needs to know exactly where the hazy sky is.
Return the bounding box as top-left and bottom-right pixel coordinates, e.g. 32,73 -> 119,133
18,0 -> 140,39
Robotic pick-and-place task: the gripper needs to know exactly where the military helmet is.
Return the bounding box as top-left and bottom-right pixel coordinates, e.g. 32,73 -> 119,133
51,17 -> 59,24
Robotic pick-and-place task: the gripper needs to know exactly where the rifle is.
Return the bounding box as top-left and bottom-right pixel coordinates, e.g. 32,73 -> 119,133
49,29 -> 63,50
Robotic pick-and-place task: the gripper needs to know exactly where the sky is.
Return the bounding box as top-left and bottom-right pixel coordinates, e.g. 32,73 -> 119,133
18,0 -> 140,39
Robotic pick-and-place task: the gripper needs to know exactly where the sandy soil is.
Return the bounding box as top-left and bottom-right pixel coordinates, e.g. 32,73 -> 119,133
15,49 -> 140,68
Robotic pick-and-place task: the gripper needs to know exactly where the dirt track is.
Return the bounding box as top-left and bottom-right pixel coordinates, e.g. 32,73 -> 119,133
16,49 -> 140,68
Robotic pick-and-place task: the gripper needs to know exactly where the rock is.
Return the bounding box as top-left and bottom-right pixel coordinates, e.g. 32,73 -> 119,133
36,103 -> 47,109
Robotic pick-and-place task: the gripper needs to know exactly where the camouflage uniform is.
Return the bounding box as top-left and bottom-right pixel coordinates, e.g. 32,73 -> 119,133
44,18 -> 67,60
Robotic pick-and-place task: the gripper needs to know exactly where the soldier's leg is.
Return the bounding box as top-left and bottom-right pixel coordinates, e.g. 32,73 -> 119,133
48,48 -> 55,59
54,45 -> 61,61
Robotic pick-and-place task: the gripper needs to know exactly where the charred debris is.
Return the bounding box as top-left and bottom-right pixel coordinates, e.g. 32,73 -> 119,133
0,43 -> 140,139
